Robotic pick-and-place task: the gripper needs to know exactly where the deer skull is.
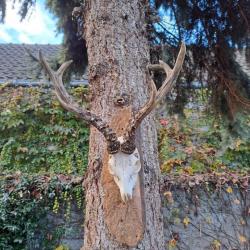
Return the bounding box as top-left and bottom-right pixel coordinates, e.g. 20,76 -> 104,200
108,137 -> 141,202
39,43 -> 186,203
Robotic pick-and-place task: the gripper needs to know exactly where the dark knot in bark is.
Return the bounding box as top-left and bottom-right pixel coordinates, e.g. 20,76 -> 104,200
114,93 -> 130,107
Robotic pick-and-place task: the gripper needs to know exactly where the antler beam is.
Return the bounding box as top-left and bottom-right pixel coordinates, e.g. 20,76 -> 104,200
39,51 -> 120,154
122,42 -> 186,150
154,42 -> 186,102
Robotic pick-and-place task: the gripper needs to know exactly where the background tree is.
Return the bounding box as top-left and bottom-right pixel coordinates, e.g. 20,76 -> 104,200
154,0 -> 250,118
1,0 -> 249,118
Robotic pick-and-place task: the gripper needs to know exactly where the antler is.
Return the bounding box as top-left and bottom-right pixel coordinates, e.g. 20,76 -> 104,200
39,51 -> 120,154
121,43 -> 186,153
39,43 -> 185,155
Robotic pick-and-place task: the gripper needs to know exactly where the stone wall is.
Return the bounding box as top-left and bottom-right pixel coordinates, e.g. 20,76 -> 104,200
27,200 -> 84,250
27,182 -> 249,250
163,185 -> 250,249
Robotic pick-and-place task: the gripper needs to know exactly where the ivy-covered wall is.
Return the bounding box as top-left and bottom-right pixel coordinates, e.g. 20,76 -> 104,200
158,94 -> 250,174
158,101 -> 250,249
0,174 -> 84,250
0,86 -> 249,249
0,86 -> 89,174
0,86 -> 88,250
162,173 -> 250,249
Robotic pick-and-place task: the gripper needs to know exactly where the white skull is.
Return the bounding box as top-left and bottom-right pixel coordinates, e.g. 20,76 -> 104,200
108,137 -> 141,202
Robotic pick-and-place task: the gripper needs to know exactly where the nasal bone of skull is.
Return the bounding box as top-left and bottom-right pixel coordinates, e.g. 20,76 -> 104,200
120,183 -> 134,202
121,191 -> 132,203
108,141 -> 141,203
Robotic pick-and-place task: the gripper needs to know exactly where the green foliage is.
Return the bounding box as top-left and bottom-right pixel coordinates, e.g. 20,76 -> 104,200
0,86 -> 89,174
0,174 -> 84,250
0,85 -> 87,249
155,0 -> 250,116
45,0 -> 88,74
1,0 -> 249,117
0,85 -> 88,249
158,99 -> 250,174
0,176 -> 46,250
55,245 -> 70,250
223,139 -> 250,170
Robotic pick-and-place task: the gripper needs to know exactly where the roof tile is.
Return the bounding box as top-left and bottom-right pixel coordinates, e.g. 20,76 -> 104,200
0,43 -> 60,81
0,43 -> 88,86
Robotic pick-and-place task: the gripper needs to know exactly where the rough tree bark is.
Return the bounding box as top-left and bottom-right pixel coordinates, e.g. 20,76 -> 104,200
82,0 -> 165,249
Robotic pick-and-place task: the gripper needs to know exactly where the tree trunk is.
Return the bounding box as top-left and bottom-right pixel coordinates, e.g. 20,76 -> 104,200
82,1 -> 165,249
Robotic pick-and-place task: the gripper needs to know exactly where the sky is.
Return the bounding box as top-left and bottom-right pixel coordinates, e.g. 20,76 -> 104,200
0,0 -> 63,44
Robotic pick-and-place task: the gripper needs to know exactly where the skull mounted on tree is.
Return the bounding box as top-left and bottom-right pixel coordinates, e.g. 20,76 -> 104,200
39,42 -> 186,203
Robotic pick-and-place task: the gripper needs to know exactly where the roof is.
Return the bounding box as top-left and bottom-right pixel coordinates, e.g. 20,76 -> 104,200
0,43 -> 248,87
0,44 -> 88,86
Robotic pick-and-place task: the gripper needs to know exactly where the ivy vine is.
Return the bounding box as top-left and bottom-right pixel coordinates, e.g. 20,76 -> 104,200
0,86 -> 89,174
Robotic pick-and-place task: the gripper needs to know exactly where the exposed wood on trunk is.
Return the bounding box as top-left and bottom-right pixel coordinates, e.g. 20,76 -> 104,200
82,0 -> 165,249
102,107 -> 144,246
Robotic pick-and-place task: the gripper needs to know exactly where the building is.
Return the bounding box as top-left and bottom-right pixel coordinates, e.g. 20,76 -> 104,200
0,43 -> 249,87
0,43 -> 88,86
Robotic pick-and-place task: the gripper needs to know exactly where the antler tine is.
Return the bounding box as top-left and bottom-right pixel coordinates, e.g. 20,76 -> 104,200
156,42 -> 186,102
120,72 -> 157,154
133,75 -> 157,126
39,51 -> 120,154
121,43 -> 186,154
135,42 -> 186,119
